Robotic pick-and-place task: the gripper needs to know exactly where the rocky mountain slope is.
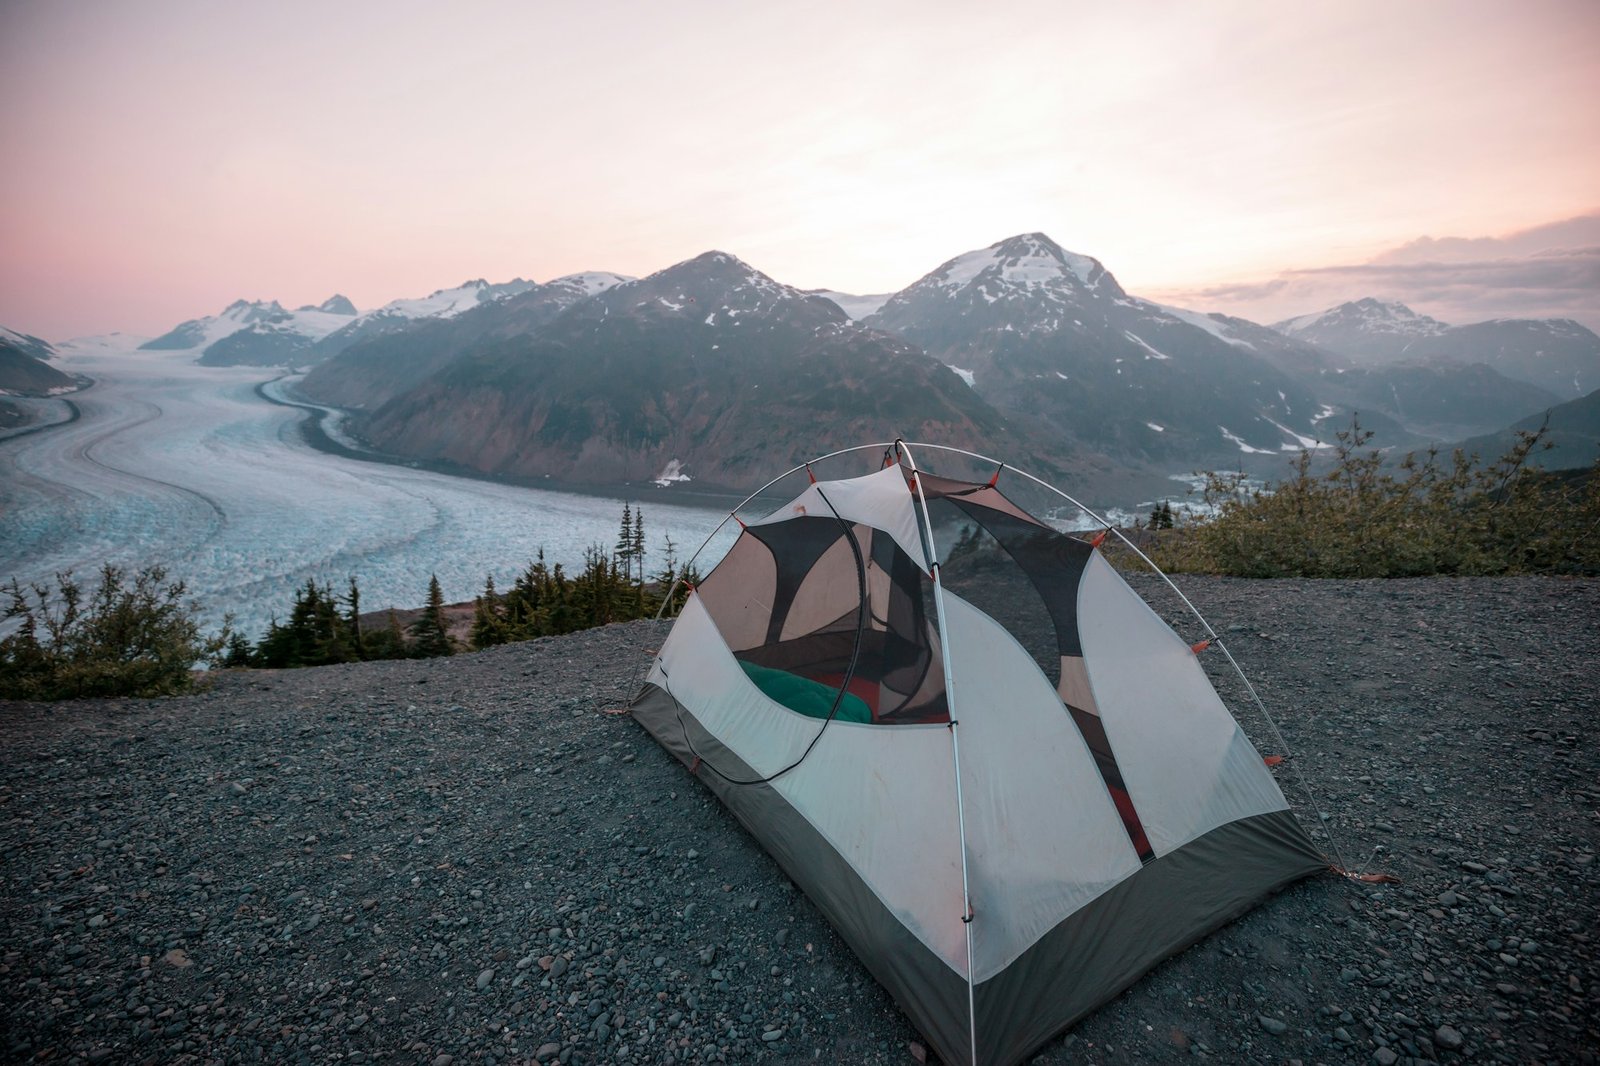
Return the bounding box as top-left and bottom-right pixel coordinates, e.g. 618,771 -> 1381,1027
1316,363 -> 1562,439
3,577 -> 1594,1064
303,278 -> 545,365
1405,318 -> 1600,398
341,252 -> 1025,487
1449,385 -> 1600,469
864,233 -> 1339,462
0,326 -> 77,395
300,273 -> 631,411
1275,300 -> 1600,399
125,241 -> 1598,487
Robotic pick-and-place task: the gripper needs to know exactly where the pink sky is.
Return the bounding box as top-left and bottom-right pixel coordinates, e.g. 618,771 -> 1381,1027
2,0 -> 1597,341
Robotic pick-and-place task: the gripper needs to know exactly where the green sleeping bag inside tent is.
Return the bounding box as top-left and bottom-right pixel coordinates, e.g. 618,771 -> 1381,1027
738,660 -> 873,724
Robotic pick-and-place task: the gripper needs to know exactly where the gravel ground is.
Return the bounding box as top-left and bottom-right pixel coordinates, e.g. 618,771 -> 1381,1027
2,576 -> 1595,1065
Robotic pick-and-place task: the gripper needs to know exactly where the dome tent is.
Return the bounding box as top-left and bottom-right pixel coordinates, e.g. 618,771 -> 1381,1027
630,441 -> 1328,1065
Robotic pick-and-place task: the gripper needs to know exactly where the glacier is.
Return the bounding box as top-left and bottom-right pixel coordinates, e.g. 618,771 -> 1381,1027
0,341 -> 736,642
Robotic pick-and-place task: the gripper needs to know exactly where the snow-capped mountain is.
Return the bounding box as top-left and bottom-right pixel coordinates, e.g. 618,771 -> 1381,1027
140,279 -> 563,368
1273,298 -> 1450,361
139,297 -> 358,367
317,250 -> 1021,487
865,233 -> 1337,462
302,277 -> 550,363
1273,299 -> 1600,397
871,232 -> 1122,334
301,272 -> 634,410
142,299 -> 296,352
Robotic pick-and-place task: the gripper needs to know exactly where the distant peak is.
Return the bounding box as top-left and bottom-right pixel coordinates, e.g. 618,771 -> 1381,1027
1342,297 -> 1419,316
650,250 -> 768,283
551,271 -> 634,295
688,250 -> 754,271
929,232 -> 1116,295
1275,296 -> 1451,337
995,231 -> 1063,253
221,298 -> 285,318
318,294 -> 357,315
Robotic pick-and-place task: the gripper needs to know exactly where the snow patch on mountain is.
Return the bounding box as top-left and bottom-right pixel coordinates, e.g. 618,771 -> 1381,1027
945,364 -> 976,387
1263,416 -> 1328,450
1140,301 -> 1258,349
376,279 -> 531,320
552,272 -> 633,297
1219,426 -> 1274,454
1123,331 -> 1171,361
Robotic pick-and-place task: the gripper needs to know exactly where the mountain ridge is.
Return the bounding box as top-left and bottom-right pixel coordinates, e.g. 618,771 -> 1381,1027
304,249 -> 1042,489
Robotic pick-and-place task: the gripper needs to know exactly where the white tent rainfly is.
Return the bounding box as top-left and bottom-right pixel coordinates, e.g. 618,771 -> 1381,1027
630,440 -> 1334,1065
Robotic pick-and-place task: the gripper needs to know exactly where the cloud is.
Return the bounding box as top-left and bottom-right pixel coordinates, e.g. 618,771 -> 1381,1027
1372,214 -> 1600,264
1156,214 -> 1600,330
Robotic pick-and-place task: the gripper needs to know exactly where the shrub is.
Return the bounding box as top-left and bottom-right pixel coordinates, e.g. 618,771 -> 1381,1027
0,565 -> 229,700
1149,420 -> 1600,578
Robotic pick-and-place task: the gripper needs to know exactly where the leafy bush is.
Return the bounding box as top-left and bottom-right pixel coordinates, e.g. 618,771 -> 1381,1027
1148,421 -> 1600,577
0,565 -> 229,699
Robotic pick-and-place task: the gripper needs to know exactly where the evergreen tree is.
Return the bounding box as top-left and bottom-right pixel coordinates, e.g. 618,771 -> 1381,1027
631,509 -> 647,584
361,608 -> 409,659
222,630 -> 256,668
546,563 -> 575,634
615,504 -> 634,575
471,574 -> 509,649
345,576 -> 364,660
408,575 -> 454,657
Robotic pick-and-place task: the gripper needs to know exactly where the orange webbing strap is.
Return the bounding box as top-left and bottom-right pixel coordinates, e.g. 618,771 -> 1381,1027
805,463 -> 817,484
689,755 -> 701,775
1089,530 -> 1108,549
1331,865 -> 1402,884
1262,754 -> 1285,766
987,463 -> 1004,487
1190,639 -> 1211,654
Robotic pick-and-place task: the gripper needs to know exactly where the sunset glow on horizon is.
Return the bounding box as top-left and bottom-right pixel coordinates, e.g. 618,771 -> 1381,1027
2,0 -> 1597,341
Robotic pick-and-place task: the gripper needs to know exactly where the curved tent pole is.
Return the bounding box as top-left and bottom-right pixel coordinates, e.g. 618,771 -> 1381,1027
652,442 -> 899,621
654,485 -> 870,787
896,439 -> 981,1066
901,442 -> 1351,875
